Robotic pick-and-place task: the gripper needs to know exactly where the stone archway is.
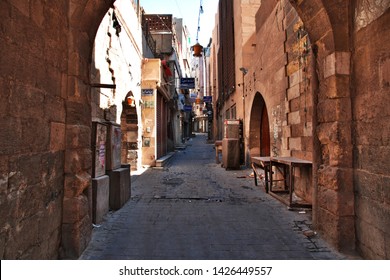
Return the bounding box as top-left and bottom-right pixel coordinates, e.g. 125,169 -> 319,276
285,0 -> 355,252
61,0 -> 115,258
249,93 -> 270,158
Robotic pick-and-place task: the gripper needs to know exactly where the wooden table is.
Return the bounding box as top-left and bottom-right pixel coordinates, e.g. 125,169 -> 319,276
269,157 -> 312,208
251,156 -> 271,192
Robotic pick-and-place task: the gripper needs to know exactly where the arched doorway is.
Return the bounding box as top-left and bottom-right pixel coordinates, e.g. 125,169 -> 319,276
249,93 -> 270,157
121,92 -> 140,171
62,0 -> 137,258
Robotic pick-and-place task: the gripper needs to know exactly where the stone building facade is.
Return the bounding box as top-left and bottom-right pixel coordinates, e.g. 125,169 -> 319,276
0,0 -> 389,260
211,0 -> 390,259
0,0 -> 143,259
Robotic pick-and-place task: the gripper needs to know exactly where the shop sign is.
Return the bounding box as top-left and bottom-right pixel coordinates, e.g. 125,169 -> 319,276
203,96 -> 212,103
142,89 -> 154,96
183,105 -> 193,112
180,78 -> 195,89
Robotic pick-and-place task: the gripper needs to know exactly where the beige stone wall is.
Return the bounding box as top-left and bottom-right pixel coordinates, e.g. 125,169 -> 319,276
141,59 -> 161,166
353,1 -> 390,259
244,1 -> 314,202
1,0 -> 389,260
91,2 -> 143,171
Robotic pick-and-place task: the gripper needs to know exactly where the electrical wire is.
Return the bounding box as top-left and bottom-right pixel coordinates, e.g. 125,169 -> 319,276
196,0 -> 203,43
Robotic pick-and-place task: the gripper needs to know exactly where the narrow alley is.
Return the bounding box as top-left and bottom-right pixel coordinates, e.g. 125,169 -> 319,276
80,134 -> 344,260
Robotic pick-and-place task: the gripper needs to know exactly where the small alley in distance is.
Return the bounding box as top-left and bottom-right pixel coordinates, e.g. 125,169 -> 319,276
0,0 -> 389,261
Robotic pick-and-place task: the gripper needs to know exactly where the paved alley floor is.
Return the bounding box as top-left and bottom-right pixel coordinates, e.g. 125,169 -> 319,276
80,133 -> 346,260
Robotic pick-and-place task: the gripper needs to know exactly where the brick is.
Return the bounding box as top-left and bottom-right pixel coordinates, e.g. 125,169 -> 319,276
328,141 -> 353,168
355,219 -> 386,259
303,122 -> 312,137
21,118 -> 50,153
44,95 -> 66,123
64,148 -> 92,174
318,168 -> 354,212
66,76 -> 91,103
66,125 -> 91,149
10,0 -> 29,17
4,213 -> 41,259
324,52 -> 351,78
289,97 -> 300,112
317,97 -> 351,123
9,83 -> 45,119
287,83 -> 300,100
64,172 -> 91,198
354,170 -> 386,204
288,111 -> 300,125
50,122 -> 66,152
288,137 -> 301,150
61,215 -> 92,259
305,7 -> 332,44
66,101 -> 91,126
282,125 -> 291,138
356,145 -> 390,176
8,154 -> 42,190
291,123 -> 303,137
63,195 -> 90,224
289,68 -> 303,87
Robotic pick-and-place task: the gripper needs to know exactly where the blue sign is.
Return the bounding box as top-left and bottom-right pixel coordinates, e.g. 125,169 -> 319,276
180,78 -> 195,89
142,89 -> 153,96
203,96 -> 212,103
183,105 -> 193,112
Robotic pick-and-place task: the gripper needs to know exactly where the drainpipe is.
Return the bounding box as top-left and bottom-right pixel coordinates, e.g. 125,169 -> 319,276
240,67 -> 248,165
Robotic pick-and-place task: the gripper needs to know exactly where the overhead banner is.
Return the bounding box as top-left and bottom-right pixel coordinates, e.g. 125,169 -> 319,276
180,78 -> 195,89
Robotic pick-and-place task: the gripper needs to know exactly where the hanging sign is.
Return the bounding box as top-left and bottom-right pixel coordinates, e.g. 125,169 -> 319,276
180,78 -> 195,89
203,96 -> 212,103
183,105 -> 193,112
142,89 -> 154,96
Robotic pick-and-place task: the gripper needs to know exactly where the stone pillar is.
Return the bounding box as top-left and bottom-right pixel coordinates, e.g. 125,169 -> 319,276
61,30 -> 94,258
60,0 -> 114,259
315,51 -> 355,252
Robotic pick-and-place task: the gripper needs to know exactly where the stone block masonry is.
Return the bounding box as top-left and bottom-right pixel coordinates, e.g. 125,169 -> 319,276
107,167 -> 131,210
92,175 -> 110,224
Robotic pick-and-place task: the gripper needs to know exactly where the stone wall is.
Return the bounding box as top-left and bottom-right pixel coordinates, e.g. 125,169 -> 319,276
0,0 -> 68,259
0,0 -> 113,259
246,1 -> 314,201
250,1 -> 288,159
352,1 -> 390,259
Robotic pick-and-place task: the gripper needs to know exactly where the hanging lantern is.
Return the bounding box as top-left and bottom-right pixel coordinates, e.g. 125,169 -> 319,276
192,42 -> 203,57
127,96 -> 135,107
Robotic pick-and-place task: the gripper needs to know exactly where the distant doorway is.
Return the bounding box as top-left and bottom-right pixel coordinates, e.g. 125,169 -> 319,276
249,93 -> 270,157
121,91 -> 139,170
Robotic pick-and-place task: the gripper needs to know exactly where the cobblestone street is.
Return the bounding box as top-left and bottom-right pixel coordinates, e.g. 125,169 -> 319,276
80,134 -> 345,260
